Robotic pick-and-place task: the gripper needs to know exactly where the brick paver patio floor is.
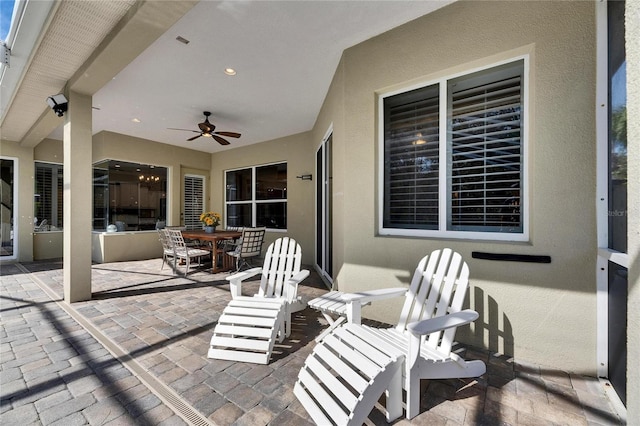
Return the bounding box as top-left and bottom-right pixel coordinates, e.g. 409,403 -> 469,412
1,258 -> 625,425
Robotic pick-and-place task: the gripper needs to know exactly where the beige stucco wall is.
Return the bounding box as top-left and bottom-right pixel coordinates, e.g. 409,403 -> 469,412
210,132 -> 315,265
6,132 -> 213,262
625,0 -> 639,420
317,1 -> 598,372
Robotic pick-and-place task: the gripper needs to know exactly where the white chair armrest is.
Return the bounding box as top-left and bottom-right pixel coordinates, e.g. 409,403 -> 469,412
343,287 -> 407,324
406,309 -> 479,369
226,267 -> 262,298
406,309 -> 479,336
285,269 -> 310,302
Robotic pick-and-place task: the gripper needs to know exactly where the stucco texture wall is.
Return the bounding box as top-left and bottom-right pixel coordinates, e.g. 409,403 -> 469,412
625,0 -> 639,420
322,1 -> 598,372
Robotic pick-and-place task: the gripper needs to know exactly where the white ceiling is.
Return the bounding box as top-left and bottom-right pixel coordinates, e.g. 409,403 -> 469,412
14,1 -> 455,153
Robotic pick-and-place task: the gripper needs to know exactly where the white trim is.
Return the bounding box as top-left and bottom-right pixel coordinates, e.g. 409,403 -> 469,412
377,54 -> 530,242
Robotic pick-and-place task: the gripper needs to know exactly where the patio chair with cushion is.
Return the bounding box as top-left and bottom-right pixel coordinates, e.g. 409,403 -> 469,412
224,227 -> 266,271
208,237 -> 310,364
165,228 -> 210,275
294,248 -> 486,423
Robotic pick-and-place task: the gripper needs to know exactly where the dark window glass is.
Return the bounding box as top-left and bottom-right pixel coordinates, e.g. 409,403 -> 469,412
225,163 -> 287,230
227,204 -> 252,227
608,0 -> 627,253
92,160 -> 167,231
226,168 -> 252,201
256,164 -> 287,200
257,202 -> 286,229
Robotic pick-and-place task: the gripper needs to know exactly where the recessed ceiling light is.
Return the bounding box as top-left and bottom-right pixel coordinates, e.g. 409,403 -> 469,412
132,118 -> 141,123
224,68 -> 236,76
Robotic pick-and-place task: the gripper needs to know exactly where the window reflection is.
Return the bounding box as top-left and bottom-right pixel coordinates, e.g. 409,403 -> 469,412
93,160 -> 167,231
608,0 -> 627,253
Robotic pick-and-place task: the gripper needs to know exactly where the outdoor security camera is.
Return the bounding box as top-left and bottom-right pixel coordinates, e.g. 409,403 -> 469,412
46,93 -> 68,117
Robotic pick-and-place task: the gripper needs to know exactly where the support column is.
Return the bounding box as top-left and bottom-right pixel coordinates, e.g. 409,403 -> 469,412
63,90 -> 92,303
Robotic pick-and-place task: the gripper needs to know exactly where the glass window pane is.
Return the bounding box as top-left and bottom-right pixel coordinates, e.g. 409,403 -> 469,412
227,204 -> 252,227
226,169 -> 252,201
256,164 -> 287,200
608,0 -> 627,253
257,202 -> 286,229
93,166 -> 109,230
448,60 -> 523,233
383,84 -> 440,230
34,163 -> 63,231
93,161 -> 167,231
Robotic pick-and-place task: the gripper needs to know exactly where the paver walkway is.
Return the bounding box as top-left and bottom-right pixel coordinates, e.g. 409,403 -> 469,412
1,258 -> 625,425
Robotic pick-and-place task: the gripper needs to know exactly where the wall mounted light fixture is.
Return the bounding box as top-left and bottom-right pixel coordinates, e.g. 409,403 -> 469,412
296,174 -> 313,181
46,93 -> 68,117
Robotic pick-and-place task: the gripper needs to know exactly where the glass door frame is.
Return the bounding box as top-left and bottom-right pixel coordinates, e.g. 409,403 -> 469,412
315,125 -> 333,284
595,0 -> 628,411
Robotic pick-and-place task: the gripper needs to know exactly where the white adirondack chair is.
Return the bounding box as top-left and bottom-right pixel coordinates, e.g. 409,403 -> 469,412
208,237 -> 310,364
294,248 -> 486,422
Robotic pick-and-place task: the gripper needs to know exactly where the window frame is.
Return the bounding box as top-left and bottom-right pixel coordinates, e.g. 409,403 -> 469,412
225,161 -> 288,231
378,55 -> 530,242
34,161 -> 64,231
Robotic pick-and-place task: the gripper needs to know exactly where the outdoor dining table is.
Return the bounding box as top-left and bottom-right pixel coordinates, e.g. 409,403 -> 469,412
180,229 -> 242,273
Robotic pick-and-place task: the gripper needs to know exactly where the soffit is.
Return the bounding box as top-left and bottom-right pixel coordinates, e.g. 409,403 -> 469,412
1,0 -> 136,142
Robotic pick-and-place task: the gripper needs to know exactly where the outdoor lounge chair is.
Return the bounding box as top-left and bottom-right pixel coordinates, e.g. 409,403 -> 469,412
208,237 -> 310,364
294,248 -> 486,423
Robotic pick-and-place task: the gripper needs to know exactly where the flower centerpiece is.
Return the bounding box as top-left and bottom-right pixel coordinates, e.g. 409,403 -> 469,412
200,211 -> 221,233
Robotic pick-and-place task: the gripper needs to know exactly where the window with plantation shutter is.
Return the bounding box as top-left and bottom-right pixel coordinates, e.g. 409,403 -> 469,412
184,175 -> 204,230
34,162 -> 63,230
384,84 -> 440,230
380,58 -> 527,241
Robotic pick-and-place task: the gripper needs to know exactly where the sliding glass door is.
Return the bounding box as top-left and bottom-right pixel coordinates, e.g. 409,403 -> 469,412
0,158 -> 16,260
316,131 -> 333,282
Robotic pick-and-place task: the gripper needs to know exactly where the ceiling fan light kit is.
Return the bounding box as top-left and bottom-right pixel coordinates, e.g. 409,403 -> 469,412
168,111 -> 241,145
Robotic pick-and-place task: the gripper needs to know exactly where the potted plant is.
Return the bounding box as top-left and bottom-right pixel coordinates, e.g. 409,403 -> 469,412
200,211 -> 221,233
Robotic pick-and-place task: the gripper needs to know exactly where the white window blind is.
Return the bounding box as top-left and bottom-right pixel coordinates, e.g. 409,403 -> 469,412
184,175 -> 204,230
448,63 -> 523,232
381,58 -> 526,239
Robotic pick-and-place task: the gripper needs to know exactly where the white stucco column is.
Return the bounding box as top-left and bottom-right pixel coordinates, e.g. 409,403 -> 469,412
63,90 -> 92,303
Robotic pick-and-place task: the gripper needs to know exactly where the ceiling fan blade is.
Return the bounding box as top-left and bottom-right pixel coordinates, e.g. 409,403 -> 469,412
187,134 -> 202,141
168,128 -> 200,133
213,135 -> 231,145
215,131 -> 241,138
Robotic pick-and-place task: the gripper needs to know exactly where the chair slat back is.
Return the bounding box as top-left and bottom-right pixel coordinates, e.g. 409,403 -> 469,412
396,248 -> 470,355
259,237 -> 303,302
166,228 -> 187,250
158,229 -> 172,250
239,227 -> 266,257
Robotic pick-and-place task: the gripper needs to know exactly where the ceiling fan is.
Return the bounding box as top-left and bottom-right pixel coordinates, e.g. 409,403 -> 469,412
168,111 -> 241,145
